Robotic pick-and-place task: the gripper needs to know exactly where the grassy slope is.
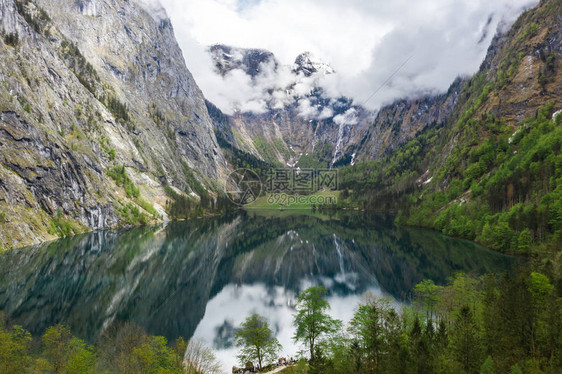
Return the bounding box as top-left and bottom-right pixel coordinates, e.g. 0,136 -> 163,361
338,0 -> 562,257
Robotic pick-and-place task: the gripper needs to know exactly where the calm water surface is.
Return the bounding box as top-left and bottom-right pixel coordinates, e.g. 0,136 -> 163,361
0,211 -> 518,372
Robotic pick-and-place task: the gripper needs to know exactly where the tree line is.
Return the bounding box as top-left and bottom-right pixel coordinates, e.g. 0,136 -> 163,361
0,319 -> 224,374
236,266 -> 561,374
2,265 -> 560,373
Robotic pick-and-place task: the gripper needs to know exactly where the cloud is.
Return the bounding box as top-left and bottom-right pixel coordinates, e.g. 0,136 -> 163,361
151,0 -> 538,114
333,108 -> 358,126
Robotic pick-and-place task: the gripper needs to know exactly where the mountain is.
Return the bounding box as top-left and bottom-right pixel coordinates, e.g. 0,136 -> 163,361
208,45 -> 365,167
355,78 -> 466,161
207,45 -> 460,169
209,44 -> 277,78
293,51 -> 336,76
340,0 -> 562,255
0,0 -> 227,249
0,0 -> 557,252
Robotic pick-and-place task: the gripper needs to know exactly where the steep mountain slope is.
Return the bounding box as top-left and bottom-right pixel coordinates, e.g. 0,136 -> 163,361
208,45 -> 463,168
355,78 -> 466,161
341,0 -> 561,255
0,0 -> 226,249
209,44 -> 369,167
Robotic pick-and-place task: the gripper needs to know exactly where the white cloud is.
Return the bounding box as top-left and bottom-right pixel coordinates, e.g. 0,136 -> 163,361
297,98 -> 318,119
333,108 -> 358,126
152,0 -> 538,113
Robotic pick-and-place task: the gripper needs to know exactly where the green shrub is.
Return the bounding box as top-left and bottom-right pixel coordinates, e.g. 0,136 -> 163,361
47,211 -> 79,238
104,95 -> 129,123
119,203 -> 147,225
3,32 -> 19,47
107,166 -> 139,199
135,198 -> 159,218
14,0 -> 51,35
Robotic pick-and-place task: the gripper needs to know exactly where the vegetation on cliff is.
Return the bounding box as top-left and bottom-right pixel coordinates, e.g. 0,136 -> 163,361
339,0 -> 561,257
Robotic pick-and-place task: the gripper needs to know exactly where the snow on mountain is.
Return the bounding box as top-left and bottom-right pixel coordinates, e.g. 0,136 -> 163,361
293,51 -> 336,77
209,44 -> 278,78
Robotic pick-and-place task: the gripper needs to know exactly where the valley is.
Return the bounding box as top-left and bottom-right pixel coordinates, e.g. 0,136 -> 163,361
0,0 -> 561,372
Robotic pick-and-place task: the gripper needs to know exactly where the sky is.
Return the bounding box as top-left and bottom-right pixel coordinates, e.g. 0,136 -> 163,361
146,0 -> 538,115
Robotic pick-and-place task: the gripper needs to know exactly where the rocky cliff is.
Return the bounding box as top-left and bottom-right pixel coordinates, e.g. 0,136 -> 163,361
208,44 -> 466,168
0,0 -> 226,249
339,0 -> 561,254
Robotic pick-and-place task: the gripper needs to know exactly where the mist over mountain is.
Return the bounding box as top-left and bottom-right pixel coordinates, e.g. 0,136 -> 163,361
0,0 -> 559,254
159,0 -> 539,114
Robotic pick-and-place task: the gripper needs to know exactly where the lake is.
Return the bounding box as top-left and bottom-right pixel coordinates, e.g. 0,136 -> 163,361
0,211 -> 518,372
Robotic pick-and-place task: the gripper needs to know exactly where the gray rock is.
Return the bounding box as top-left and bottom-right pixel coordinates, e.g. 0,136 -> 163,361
0,0 -> 226,249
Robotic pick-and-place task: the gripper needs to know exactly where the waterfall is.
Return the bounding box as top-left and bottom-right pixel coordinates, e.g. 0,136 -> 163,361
331,122 -> 346,166
77,0 -> 97,16
333,234 -> 345,275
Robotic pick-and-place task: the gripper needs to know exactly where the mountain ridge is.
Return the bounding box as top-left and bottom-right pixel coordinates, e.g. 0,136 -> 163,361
0,0 -> 228,249
208,44 -> 464,168
339,0 -> 561,255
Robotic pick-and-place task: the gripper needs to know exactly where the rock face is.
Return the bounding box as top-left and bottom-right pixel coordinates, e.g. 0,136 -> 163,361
35,0 -> 225,180
207,43 -> 466,168
212,98 -> 373,168
293,51 -> 336,77
477,0 -> 562,124
0,0 -> 226,249
210,44 -> 277,78
355,78 -> 466,161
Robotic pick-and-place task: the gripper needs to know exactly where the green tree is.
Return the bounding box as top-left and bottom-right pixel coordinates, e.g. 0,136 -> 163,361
517,229 -> 532,253
131,336 -> 179,374
480,355 -> 494,374
414,279 -> 442,319
349,298 -> 399,373
450,306 -> 480,373
481,275 -> 500,358
0,325 -> 33,373
235,314 -> 282,368
527,272 -> 555,368
293,286 -> 342,361
65,337 -> 95,374
42,324 -> 75,373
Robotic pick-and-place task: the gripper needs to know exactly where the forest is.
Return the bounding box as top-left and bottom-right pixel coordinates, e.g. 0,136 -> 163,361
2,266 -> 559,373
294,267 -> 561,374
339,95 -> 561,257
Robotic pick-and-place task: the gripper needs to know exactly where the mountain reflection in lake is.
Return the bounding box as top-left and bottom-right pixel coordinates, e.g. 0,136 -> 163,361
0,211 -> 517,372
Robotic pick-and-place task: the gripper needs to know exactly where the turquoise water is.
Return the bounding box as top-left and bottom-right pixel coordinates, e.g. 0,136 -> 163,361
0,211 -> 518,370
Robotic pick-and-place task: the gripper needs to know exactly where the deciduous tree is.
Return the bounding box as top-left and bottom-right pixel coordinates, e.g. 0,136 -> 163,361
235,314 -> 282,369
293,286 -> 342,361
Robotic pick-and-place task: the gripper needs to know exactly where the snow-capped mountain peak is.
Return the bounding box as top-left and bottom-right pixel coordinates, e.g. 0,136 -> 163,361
209,44 -> 278,78
293,52 -> 335,77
